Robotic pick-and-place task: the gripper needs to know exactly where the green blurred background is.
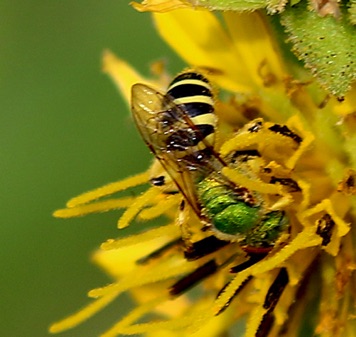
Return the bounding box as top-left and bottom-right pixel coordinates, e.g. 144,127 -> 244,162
0,1 -> 183,336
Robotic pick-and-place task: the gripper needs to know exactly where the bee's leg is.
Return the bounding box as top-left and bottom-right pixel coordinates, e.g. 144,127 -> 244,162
278,256 -> 319,336
169,259 -> 218,296
268,124 -> 302,144
229,252 -> 268,273
136,232 -> 235,266
269,177 -> 301,193
169,254 -> 236,297
215,275 -> 253,316
256,267 -> 289,337
212,253 -> 268,316
184,235 -> 229,261
136,238 -> 183,265
268,176 -> 301,210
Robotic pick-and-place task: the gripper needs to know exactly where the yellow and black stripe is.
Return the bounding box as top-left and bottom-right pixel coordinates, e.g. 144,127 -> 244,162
163,71 -> 216,152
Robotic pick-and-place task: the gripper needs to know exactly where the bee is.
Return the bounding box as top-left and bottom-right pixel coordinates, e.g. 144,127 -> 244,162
131,71 -> 299,336
131,70 -> 288,252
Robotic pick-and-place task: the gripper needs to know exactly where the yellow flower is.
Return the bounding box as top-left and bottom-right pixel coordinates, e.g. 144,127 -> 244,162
131,0 -> 191,12
50,8 -> 356,337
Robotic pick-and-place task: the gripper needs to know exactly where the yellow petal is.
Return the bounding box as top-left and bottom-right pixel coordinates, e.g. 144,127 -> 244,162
153,9 -> 254,92
66,171 -> 149,207
100,223 -> 179,251
49,290 -> 121,333
93,236 -> 173,277
54,197 -> 134,218
102,50 -> 146,105
223,11 -> 287,89
100,296 -> 171,337
131,0 -> 190,12
118,186 -> 161,228
333,85 -> 356,117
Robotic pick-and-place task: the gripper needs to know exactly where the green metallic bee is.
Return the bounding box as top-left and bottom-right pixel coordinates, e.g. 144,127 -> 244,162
131,71 -> 288,252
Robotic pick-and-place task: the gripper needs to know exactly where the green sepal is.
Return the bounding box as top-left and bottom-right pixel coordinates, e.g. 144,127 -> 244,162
350,0 -> 356,25
281,2 -> 356,98
191,0 -> 266,12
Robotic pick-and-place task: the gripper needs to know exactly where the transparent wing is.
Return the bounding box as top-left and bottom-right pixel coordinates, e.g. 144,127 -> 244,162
131,84 -> 166,155
131,83 -> 223,216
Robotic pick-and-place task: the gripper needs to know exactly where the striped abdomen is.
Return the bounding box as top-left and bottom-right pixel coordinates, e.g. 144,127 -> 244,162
163,72 -> 216,152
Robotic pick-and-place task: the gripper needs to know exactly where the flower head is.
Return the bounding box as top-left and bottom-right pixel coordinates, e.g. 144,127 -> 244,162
50,8 -> 356,337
